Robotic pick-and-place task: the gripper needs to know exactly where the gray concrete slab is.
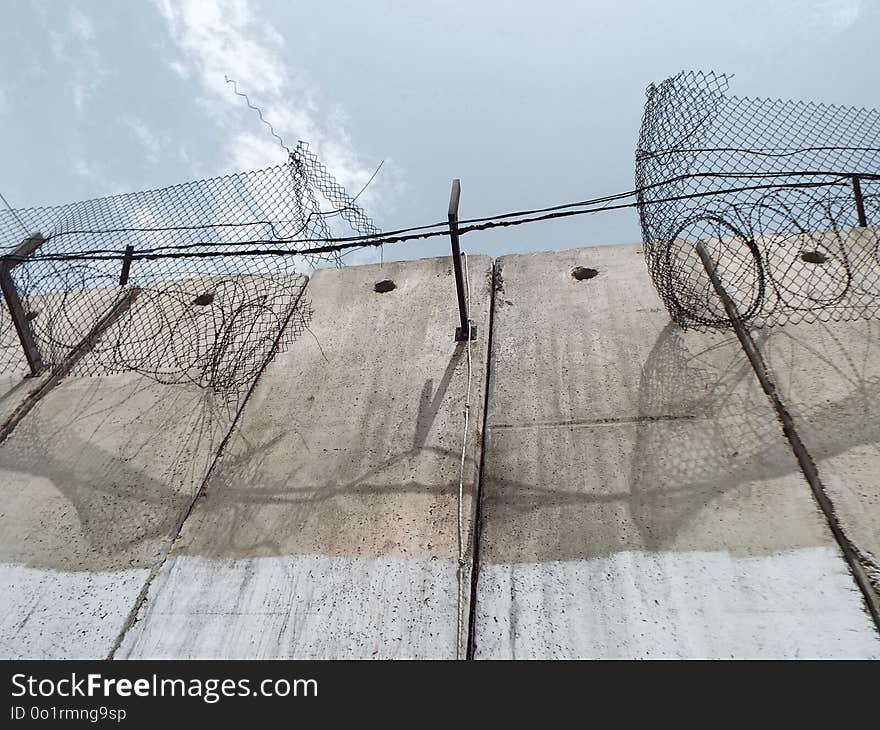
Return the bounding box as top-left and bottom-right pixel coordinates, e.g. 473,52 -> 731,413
714,225 -> 880,592
473,244 -> 880,658
118,255 -> 492,659
0,374 -> 239,658
656,227 -> 880,329
0,307 -> 49,424
0,273 -> 306,658
0,360 -> 45,425
751,227 -> 880,327
756,317 -> 880,590
73,274 -> 308,390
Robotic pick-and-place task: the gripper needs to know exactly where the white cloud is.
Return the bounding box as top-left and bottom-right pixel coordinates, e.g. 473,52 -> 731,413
53,8 -> 109,113
0,87 -> 8,115
152,0 -> 395,216
71,157 -> 125,196
49,30 -> 67,62
817,0 -> 862,30
71,81 -> 90,113
167,59 -> 190,79
70,9 -> 96,41
119,115 -> 163,165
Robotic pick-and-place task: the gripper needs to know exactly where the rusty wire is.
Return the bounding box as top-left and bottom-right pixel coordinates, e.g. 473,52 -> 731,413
0,142 -> 380,392
636,70 -> 880,329
3,72 -> 880,391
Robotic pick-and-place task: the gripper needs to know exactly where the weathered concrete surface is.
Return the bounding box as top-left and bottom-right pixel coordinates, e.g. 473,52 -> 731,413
0,311 -> 49,424
76,274 -> 308,390
118,255 -> 492,659
3,244 -> 878,660
710,225 -> 880,595
473,244 -> 880,658
0,376 -> 239,658
0,358 -> 46,425
1,270 -> 304,416
756,318 -> 880,592
747,227 -> 880,328
0,272 -> 290,658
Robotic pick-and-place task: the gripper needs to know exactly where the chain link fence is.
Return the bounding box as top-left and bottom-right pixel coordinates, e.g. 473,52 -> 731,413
4,73 -> 878,391
636,70 -> 880,329
0,142 -> 380,392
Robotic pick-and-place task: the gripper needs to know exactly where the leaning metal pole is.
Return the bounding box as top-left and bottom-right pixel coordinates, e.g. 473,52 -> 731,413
448,179 -> 476,341
0,232 -> 46,376
693,238 -> 880,630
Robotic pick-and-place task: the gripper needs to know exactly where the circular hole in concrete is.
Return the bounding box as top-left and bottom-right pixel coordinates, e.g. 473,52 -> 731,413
192,292 -> 214,306
374,279 -> 396,293
571,266 -> 599,281
800,251 -> 829,264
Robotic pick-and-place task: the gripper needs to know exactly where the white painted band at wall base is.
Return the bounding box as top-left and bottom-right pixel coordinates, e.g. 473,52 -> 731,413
0,563 -> 149,659
118,554 -> 463,660
474,547 -> 880,659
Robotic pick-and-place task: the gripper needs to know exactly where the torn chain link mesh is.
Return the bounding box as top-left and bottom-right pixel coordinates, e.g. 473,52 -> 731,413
636,70 -> 880,330
0,142 -> 380,392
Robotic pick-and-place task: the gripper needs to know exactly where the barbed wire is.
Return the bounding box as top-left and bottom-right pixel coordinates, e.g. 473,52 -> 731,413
3,70 -> 880,393
224,75 -> 292,157
6,173 -> 866,266
0,142 -> 378,392
636,70 -> 880,329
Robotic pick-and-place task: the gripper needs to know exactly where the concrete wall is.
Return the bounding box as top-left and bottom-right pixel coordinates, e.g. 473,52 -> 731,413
758,319 -> 880,589
0,245 -> 877,659
0,372 -> 238,658
0,277 -> 300,658
472,245 -> 879,658
0,310 -> 48,424
117,255 -> 492,659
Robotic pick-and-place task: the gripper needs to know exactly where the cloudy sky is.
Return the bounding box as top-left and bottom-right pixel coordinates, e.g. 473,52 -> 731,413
1,0 -> 878,262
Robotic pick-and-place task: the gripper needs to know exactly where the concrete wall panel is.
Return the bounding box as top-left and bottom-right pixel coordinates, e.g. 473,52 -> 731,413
473,245 -> 880,658
118,255 -> 492,659
758,318 -> 880,591
0,276 -> 274,658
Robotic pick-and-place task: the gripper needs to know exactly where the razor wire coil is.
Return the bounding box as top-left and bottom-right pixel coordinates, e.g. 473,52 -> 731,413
636,70 -> 880,330
4,72 -> 880,392
0,142 -> 379,393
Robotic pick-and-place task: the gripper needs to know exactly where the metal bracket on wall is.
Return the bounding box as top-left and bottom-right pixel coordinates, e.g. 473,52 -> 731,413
0,232 -> 46,376
448,179 -> 477,342
851,175 -> 868,228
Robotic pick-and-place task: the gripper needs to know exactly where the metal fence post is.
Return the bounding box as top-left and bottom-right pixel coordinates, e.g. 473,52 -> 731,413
852,175 -> 868,228
448,179 -> 476,341
119,244 -> 134,286
0,232 -> 46,375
